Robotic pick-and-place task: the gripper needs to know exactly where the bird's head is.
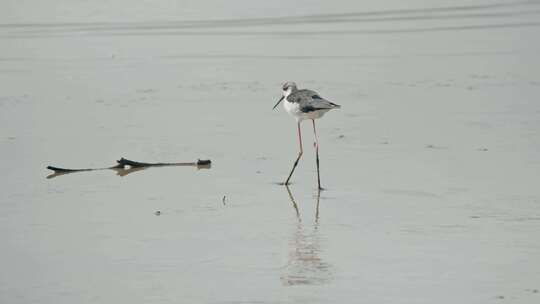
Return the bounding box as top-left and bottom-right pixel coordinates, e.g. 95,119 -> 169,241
273,81 -> 298,110
282,81 -> 298,95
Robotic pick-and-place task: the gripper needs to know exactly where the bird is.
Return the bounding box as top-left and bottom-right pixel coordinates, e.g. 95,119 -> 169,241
272,81 -> 341,189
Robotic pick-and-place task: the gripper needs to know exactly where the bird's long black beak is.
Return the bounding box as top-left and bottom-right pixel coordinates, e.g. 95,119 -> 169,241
273,96 -> 284,110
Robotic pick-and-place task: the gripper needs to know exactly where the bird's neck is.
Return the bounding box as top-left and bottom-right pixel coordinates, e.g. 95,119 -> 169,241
284,88 -> 297,98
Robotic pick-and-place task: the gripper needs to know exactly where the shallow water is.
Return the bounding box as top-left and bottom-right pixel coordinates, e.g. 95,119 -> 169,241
1,1 -> 540,303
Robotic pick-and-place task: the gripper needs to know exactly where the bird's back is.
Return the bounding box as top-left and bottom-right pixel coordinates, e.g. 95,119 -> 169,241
284,89 -> 340,121
287,89 -> 340,111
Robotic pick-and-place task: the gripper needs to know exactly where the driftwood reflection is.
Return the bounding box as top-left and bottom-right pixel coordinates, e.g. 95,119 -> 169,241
46,157 -> 211,179
281,186 -> 331,286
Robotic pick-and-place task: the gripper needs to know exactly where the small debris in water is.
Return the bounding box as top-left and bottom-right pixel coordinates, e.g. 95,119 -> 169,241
470,215 -> 481,219
136,88 -> 155,94
154,211 -> 161,216
478,148 -> 489,151
495,295 -> 505,299
426,144 -> 446,149
338,135 -> 345,139
380,141 -> 389,145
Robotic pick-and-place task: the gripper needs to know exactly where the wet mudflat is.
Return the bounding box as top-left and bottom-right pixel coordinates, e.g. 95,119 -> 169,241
1,1 -> 540,303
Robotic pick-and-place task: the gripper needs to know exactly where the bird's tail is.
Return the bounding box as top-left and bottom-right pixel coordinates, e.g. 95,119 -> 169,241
330,102 -> 341,109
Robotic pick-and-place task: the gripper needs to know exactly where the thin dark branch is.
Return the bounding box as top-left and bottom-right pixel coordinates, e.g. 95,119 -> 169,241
46,157 -> 211,179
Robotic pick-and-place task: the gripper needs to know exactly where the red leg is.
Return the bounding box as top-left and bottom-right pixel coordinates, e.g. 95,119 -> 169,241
312,119 -> 322,190
285,122 -> 303,185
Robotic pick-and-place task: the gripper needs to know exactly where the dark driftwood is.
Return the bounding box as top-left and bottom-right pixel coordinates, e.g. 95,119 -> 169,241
115,157 -> 211,167
46,157 -> 211,179
46,166 -> 93,172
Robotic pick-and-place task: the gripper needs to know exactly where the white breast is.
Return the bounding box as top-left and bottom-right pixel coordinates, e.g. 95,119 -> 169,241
283,100 -> 329,122
283,100 -> 303,121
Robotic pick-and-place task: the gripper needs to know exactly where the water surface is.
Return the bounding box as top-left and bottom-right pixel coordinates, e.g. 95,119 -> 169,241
1,1 -> 540,303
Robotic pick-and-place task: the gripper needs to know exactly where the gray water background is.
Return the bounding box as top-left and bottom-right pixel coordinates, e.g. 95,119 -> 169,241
1,1 -> 540,303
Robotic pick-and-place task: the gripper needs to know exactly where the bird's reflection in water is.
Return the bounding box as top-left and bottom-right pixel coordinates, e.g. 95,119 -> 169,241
281,186 -> 332,286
